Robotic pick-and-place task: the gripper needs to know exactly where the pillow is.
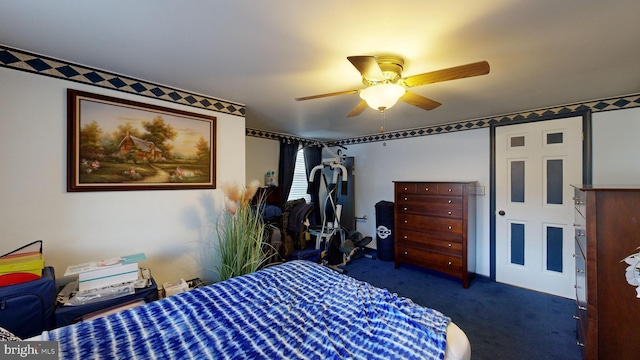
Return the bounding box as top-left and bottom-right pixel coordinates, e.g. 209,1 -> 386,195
0,327 -> 21,341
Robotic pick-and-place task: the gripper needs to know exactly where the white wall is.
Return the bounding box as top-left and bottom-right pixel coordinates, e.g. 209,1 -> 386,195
245,136 -> 279,185
0,67 -> 246,286
592,107 -> 640,183
344,129 -> 491,275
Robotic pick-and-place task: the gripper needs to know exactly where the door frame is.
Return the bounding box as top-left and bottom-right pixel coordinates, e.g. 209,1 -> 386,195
489,110 -> 593,280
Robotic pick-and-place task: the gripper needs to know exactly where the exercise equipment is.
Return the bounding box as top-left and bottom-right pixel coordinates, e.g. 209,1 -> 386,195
307,147 -> 374,272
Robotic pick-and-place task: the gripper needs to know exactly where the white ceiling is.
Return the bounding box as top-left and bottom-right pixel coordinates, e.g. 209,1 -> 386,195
1,1 -> 639,141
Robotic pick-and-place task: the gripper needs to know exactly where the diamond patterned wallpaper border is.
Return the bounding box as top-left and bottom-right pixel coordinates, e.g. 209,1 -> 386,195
0,45 -> 244,117
330,93 -> 640,146
247,92 -> 640,146
2,44 -> 638,146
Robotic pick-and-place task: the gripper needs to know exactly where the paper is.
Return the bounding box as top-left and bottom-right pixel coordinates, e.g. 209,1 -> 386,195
64,253 -> 146,276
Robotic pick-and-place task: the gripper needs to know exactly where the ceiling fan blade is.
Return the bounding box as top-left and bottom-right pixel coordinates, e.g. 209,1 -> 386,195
347,56 -> 385,81
402,61 -> 490,88
400,91 -> 442,111
347,100 -> 369,117
295,89 -> 359,101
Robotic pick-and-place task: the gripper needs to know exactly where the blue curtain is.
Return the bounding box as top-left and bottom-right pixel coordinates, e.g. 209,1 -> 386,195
278,139 -> 300,205
304,145 -> 322,225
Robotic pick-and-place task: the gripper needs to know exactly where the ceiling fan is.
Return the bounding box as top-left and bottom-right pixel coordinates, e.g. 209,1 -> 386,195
295,55 -> 490,117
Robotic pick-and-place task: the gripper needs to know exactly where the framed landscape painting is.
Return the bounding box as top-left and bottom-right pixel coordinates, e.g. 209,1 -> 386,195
67,89 -> 216,192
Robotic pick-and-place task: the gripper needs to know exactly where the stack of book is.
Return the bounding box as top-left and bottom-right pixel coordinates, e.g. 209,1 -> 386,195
0,241 -> 45,286
64,253 -> 146,292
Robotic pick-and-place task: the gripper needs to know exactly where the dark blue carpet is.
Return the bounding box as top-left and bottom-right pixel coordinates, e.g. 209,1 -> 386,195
343,254 -> 582,360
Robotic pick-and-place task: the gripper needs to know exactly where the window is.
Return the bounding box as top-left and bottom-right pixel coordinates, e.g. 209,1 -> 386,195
510,135 -> 525,147
287,147 -> 311,203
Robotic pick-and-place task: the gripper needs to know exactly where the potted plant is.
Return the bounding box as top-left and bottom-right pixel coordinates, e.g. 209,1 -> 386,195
215,180 -> 269,281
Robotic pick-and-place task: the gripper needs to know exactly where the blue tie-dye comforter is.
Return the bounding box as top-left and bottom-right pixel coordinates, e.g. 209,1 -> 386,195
43,260 -> 450,359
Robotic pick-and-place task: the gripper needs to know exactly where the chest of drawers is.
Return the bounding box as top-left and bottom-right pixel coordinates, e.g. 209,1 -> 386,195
394,181 -> 476,288
572,185 -> 640,359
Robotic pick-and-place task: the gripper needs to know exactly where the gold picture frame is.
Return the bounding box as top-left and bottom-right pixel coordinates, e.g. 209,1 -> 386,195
67,89 -> 216,192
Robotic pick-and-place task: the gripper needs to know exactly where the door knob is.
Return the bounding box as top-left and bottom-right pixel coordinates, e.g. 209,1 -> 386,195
498,210 -> 506,216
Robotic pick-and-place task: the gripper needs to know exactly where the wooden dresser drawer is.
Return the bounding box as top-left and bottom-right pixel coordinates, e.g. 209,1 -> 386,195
574,208 -> 586,229
396,229 -> 463,255
437,183 -> 464,196
574,205 -> 586,235
396,202 -> 463,218
575,306 -> 586,353
573,187 -> 586,221
397,213 -> 463,235
395,182 -> 417,194
575,248 -> 586,305
397,245 -> 463,276
396,194 -> 463,207
414,183 -> 438,195
575,228 -> 586,261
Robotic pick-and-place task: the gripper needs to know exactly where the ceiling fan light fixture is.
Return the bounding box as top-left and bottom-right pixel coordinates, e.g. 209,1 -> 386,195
359,83 -> 406,111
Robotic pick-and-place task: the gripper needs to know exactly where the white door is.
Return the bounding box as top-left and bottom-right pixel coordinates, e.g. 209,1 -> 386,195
495,117 -> 582,298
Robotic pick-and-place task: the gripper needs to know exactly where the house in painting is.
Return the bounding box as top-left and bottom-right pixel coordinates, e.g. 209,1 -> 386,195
118,132 -> 163,160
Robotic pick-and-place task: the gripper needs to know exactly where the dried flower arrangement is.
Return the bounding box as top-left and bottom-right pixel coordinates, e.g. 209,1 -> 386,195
622,246 -> 640,298
215,180 -> 269,281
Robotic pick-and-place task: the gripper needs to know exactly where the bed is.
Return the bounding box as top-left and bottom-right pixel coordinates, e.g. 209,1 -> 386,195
34,260 -> 470,360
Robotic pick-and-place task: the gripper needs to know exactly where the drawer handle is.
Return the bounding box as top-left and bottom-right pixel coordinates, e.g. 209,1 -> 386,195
404,187 -> 408,191
577,341 -> 584,347
448,188 -> 452,192
447,226 -> 452,230
425,187 -> 429,191
576,269 -> 584,273
403,207 -> 408,211
404,251 -> 408,255
404,220 -> 408,224
576,231 -> 585,236
448,200 -> 452,204
448,211 -> 452,215
448,243 -> 452,247
447,261 -> 452,265
572,315 -> 580,320
572,197 -> 585,204
404,197 -> 408,201
578,305 -> 586,311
